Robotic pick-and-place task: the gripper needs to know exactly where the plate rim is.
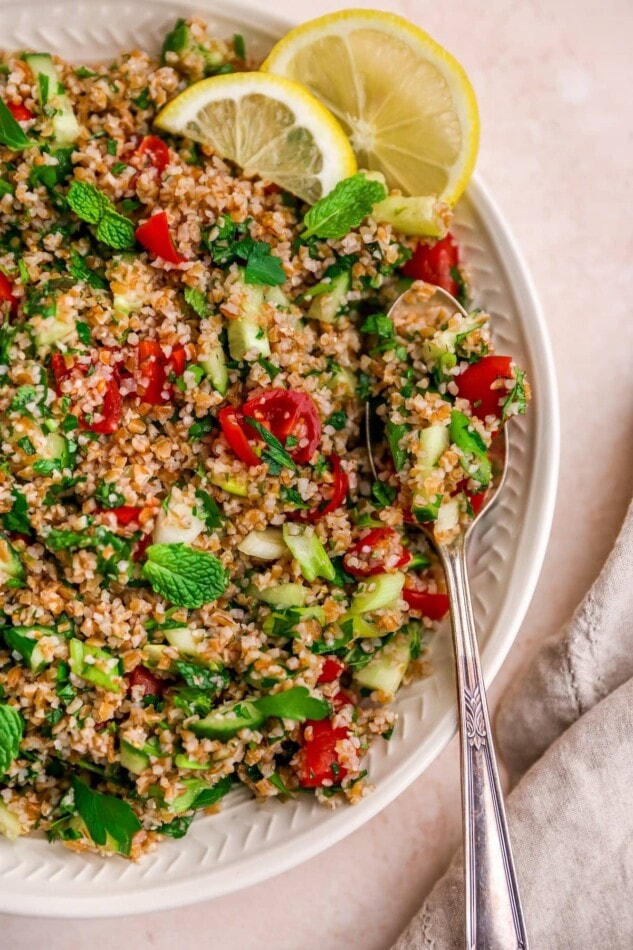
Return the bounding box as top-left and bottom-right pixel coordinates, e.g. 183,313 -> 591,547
0,1 -> 560,918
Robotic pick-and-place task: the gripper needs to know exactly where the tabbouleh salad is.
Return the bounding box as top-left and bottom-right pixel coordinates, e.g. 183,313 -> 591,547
0,17 -> 528,858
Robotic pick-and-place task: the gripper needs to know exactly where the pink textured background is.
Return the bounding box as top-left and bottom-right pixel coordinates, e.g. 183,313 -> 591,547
4,0 -> 633,946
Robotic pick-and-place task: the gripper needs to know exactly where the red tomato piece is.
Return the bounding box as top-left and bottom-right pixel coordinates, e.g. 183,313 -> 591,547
132,532 -> 152,563
456,355 -> 514,420
135,211 -> 186,265
51,353 -> 122,434
403,586 -> 450,620
299,454 -> 348,522
468,490 -> 487,516
241,389 -> 321,464
134,135 -> 170,174
83,375 -> 122,434
402,232 -> 460,295
343,527 -> 412,578
218,406 -> 261,466
6,101 -> 33,122
128,664 -> 163,698
97,506 -> 143,526
317,657 -> 346,684
135,340 -> 186,404
0,271 -> 18,316
299,719 -> 349,788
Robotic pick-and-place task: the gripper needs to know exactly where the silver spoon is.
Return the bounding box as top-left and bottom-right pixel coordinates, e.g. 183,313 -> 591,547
366,283 -> 529,950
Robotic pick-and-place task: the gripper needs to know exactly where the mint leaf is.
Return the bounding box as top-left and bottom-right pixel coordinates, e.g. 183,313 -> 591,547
386,420 -> 409,471
67,180 -> 109,224
72,777 -> 141,856
302,173 -> 387,240
95,210 -> 135,249
0,99 -> 31,151
1,489 -> 30,534
0,703 -> 24,773
244,243 -> 286,286
68,249 -> 108,290
254,686 -> 330,722
184,286 -> 210,317
142,543 -> 228,608
175,660 -> 229,693
243,415 -> 296,472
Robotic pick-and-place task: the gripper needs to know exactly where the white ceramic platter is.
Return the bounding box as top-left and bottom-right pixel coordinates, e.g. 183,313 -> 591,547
0,0 -> 559,918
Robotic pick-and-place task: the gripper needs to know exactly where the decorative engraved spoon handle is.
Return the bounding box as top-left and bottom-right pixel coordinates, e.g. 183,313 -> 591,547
440,535 -> 529,950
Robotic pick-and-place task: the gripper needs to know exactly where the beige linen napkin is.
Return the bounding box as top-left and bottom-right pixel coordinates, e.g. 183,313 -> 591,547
392,500 -> 633,950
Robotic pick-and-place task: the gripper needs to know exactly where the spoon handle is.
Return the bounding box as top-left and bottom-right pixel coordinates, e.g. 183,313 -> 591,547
440,537 -> 529,950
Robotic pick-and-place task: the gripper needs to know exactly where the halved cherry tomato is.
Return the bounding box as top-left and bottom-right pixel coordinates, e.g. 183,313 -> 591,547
403,585 -> 450,619
343,527 -> 412,578
6,101 -> 33,122
299,454 -> 348,522
317,657 -> 346,685
134,135 -> 169,174
135,211 -> 185,265
135,340 -> 186,404
241,389 -> 321,464
97,506 -> 142,526
218,405 -> 261,466
402,232 -> 460,295
0,271 -> 18,316
456,355 -> 513,420
51,353 -> 122,434
128,664 -> 163,697
299,719 -> 349,788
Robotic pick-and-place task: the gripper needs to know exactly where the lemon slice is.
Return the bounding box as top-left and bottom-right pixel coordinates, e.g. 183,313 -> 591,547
154,71 -> 356,203
262,9 -> 479,204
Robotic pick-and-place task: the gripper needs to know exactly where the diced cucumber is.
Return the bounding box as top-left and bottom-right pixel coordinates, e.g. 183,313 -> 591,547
210,470 -> 248,497
30,311 -> 75,349
141,643 -> 175,669
0,801 -> 24,840
227,277 -> 269,361
263,285 -> 290,309
169,778 -> 208,814
198,345 -> 228,396
327,364 -> 356,396
120,739 -> 149,775
337,612 -> 380,639
174,754 -> 208,771
163,627 -> 199,656
153,492 -> 205,546
190,700 -> 266,740
350,571 -> 406,614
307,271 -> 350,323
421,315 -> 486,374
0,536 -> 25,590
23,53 -> 80,146
282,524 -> 335,583
411,424 -> 450,512
435,497 -> 461,537
112,290 -> 144,318
449,410 -> 491,487
238,528 -> 286,560
353,631 -> 411,699
247,582 -> 308,608
371,195 -> 448,238
3,625 -> 56,673
69,638 -> 123,692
